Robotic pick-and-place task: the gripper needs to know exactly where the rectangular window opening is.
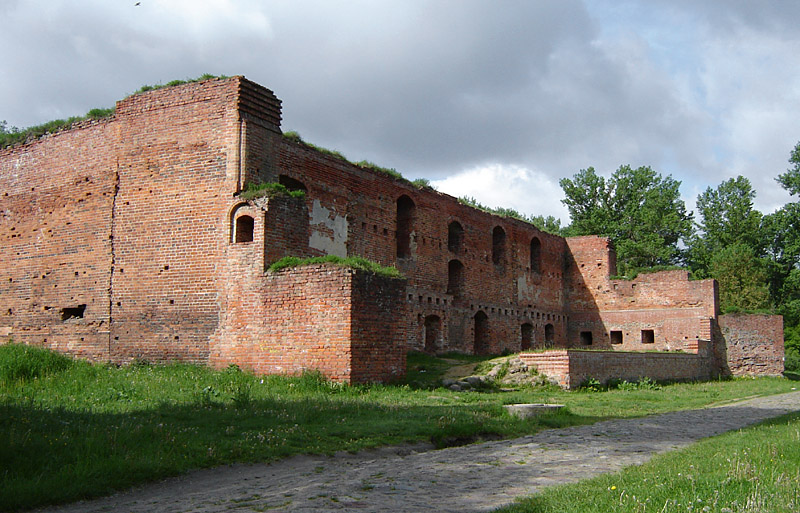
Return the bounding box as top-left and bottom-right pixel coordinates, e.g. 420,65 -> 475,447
641,329 -> 655,344
580,331 -> 593,345
610,330 -> 623,345
60,304 -> 86,321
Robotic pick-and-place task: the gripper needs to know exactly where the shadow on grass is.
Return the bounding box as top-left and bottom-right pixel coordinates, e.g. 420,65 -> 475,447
0,394 -> 588,511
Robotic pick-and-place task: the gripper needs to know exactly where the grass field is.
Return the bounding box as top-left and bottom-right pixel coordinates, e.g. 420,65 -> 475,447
498,411 -> 800,513
1,344 -> 797,511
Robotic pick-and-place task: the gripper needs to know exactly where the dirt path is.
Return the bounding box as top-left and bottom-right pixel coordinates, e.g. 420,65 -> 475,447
39,391 -> 800,513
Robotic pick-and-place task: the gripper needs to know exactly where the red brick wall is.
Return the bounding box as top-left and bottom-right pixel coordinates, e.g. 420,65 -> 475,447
266,136 -> 571,353
520,349 -> 713,389
210,263 -> 406,383
565,236 -> 718,351
0,119 -> 116,360
718,314 -> 784,376
2,75 -> 781,385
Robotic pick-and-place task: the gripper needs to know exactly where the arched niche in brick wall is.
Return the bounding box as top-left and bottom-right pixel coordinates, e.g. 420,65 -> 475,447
492,226 -> 506,267
448,221 -> 465,253
521,322 -> 533,350
229,203 -> 256,244
396,195 -> 416,259
474,311 -> 490,355
544,323 -> 555,348
279,174 -> 307,192
424,315 -> 442,353
447,259 -> 465,296
530,237 -> 542,273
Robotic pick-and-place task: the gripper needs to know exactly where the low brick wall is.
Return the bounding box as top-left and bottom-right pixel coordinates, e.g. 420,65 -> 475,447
520,349 -> 712,389
211,264 -> 407,383
718,314 -> 784,376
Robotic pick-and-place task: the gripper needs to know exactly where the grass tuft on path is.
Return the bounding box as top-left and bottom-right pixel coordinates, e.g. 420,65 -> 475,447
0,344 -> 796,511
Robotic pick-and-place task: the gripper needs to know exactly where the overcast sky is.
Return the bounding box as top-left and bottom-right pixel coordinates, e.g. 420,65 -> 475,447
2,0 -> 799,224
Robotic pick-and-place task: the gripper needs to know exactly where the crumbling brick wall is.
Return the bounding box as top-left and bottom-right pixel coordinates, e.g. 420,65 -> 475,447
565,236 -> 718,352
717,314 -> 784,376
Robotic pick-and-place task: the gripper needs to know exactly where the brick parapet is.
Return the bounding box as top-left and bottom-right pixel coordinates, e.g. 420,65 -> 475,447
520,349 -> 712,389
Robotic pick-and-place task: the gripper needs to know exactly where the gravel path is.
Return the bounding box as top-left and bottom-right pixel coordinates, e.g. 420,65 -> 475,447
39,391 -> 800,513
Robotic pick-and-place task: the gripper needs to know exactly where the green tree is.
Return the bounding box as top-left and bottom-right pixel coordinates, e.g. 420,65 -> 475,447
689,176 -> 764,277
527,214 -> 563,235
777,140 -> 800,196
709,243 -> 771,312
560,165 -> 693,275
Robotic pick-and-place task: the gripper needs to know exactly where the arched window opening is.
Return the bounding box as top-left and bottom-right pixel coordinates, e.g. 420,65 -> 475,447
448,221 -> 464,253
447,259 -> 465,296
235,215 -> 255,243
474,311 -> 490,355
492,226 -> 506,266
530,237 -> 542,273
521,323 -> 533,351
424,315 -> 442,353
279,174 -> 307,192
544,323 -> 555,348
396,195 -> 415,259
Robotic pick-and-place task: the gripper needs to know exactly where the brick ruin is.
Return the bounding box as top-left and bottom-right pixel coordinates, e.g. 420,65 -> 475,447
0,76 -> 784,385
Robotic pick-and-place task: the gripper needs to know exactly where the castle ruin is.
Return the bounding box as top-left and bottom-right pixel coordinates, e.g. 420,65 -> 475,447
0,76 -> 784,386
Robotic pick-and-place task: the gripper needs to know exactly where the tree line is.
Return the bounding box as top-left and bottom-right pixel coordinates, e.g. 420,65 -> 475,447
544,142 -> 800,372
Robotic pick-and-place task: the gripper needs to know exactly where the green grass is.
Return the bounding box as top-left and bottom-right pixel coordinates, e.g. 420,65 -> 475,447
267,255 -> 403,279
238,182 -> 306,201
0,345 -> 796,511
403,351 -> 491,388
0,74 -> 227,149
498,412 -> 800,513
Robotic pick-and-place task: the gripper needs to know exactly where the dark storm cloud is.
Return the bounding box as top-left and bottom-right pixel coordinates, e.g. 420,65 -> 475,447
1,0 -> 799,221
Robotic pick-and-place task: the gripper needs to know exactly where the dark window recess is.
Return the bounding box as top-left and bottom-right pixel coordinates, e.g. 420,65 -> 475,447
279,174 -> 307,192
424,315 -> 441,353
235,215 -> 254,243
610,330 -> 623,344
447,259 -> 465,296
60,305 -> 86,321
642,329 -> 655,344
492,226 -> 506,266
474,311 -> 490,355
580,331 -> 593,345
448,221 -> 464,253
530,237 -> 542,273
396,195 -> 415,258
544,323 -> 555,347
521,323 -> 533,350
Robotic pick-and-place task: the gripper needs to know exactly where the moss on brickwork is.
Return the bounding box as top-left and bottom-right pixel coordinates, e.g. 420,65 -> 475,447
268,255 -> 403,279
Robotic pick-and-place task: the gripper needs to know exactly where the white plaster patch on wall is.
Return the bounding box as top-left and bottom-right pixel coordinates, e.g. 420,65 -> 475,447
517,275 -> 530,303
309,199 -> 348,257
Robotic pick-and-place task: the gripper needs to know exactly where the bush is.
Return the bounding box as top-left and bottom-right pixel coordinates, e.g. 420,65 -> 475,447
0,343 -> 74,385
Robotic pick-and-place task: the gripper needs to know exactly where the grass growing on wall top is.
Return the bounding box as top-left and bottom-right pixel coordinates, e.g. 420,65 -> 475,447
238,182 -> 306,201
268,255 -> 403,279
282,130 -> 436,189
1,74 -> 230,149
0,344 -> 796,511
